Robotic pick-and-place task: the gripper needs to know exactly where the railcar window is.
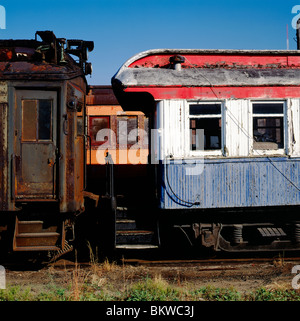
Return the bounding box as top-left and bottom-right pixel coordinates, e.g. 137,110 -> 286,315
189,103 -> 222,151
22,99 -> 52,141
38,100 -> 52,140
190,104 -> 221,115
89,116 -> 110,146
117,116 -> 138,145
22,100 -> 37,141
252,102 -> 284,150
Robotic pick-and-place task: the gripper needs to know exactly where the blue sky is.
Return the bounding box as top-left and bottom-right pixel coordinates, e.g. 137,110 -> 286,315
0,0 -> 299,84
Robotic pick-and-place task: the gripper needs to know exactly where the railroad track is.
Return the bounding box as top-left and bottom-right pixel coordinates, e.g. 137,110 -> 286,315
2,249 -> 300,271
121,256 -> 300,266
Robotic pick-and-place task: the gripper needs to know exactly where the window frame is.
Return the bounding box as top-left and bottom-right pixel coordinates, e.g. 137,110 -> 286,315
88,114 -> 148,149
21,99 -> 53,143
89,115 -> 111,147
251,100 -> 287,156
186,100 -> 225,157
116,115 -> 139,147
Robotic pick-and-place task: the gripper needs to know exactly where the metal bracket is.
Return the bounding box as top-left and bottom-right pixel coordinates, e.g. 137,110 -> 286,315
193,223 -> 221,251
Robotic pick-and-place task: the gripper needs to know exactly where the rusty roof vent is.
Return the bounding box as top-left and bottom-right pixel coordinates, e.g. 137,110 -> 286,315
66,39 -> 94,75
169,55 -> 185,71
35,31 -> 94,74
35,30 -> 59,63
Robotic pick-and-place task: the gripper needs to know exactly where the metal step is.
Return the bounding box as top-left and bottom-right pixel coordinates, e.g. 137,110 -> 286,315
13,245 -> 60,252
116,244 -> 159,250
116,230 -> 155,245
17,220 -> 44,233
115,200 -> 159,249
14,232 -> 60,249
116,219 -> 137,230
116,207 -> 129,219
257,227 -> 286,237
13,218 -> 61,251
17,220 -> 58,233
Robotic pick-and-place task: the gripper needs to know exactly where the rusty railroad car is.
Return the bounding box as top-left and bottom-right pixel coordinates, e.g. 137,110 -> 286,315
111,47 -> 300,253
0,31 -> 94,257
2,30 -> 300,258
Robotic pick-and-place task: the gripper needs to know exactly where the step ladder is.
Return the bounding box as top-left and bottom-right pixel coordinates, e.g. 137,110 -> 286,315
13,218 -> 61,251
115,207 -> 159,250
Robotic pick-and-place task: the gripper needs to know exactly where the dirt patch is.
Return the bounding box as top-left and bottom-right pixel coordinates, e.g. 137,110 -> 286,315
3,257 -> 299,299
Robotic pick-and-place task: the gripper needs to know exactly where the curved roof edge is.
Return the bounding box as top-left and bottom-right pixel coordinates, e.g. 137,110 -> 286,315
120,48 -> 300,66
112,48 -> 300,82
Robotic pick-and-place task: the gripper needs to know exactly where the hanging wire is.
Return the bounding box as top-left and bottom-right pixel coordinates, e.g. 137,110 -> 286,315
164,160 -> 200,207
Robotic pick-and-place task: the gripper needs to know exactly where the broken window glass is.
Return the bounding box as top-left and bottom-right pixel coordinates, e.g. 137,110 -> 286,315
189,103 -> 222,151
252,102 -> 284,150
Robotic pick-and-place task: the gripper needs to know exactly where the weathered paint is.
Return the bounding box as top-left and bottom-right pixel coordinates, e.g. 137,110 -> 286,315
0,32 -> 93,214
87,148 -> 149,165
0,32 -> 94,253
63,80 -> 86,213
124,86 -> 300,100
14,90 -> 58,199
160,157 -> 300,209
87,86 -> 120,105
112,49 -> 300,102
155,99 -> 300,159
118,68 -> 300,87
112,48 -> 300,213
127,50 -> 300,69
0,102 -> 8,210
86,86 -> 149,165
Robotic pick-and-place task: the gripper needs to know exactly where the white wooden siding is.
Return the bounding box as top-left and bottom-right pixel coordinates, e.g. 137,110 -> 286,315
290,99 -> 300,157
225,99 -> 250,157
155,99 -> 300,159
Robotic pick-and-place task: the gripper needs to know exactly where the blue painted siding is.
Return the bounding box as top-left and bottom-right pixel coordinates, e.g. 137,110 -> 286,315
160,157 -> 300,209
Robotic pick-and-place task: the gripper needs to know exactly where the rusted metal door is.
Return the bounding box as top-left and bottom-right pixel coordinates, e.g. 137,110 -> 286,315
14,90 -> 57,199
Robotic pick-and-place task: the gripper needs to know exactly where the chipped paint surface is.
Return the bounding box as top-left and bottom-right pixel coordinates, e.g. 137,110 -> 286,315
86,86 -> 149,165
112,49 -> 300,211
0,82 -> 7,103
0,32 -> 92,213
124,86 -> 300,100
127,49 -> 300,69
160,157 -> 300,209
113,49 -> 300,101
0,102 -> 8,210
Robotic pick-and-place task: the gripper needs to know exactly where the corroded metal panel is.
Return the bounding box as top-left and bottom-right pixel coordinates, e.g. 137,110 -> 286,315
87,86 -> 119,105
64,81 -> 86,212
0,81 -> 8,210
0,102 -> 8,210
15,90 -> 57,199
0,82 -> 7,103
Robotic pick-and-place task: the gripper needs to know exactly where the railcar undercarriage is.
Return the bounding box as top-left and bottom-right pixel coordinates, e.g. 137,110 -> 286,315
160,206 -> 300,253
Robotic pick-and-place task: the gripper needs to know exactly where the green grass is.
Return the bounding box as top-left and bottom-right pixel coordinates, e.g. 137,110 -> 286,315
191,285 -> 242,301
1,277 -> 300,301
125,277 -> 181,301
245,287 -> 300,301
